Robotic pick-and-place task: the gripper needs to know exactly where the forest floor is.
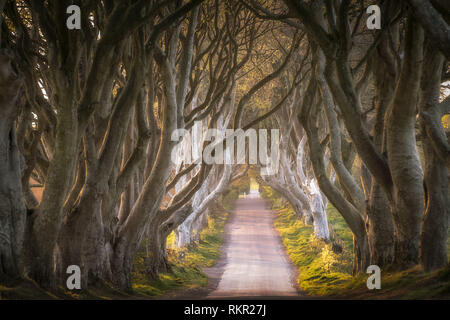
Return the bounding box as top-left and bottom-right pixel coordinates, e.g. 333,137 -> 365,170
263,186 -> 450,300
2,185 -> 449,300
0,189 -> 237,300
0,208 -> 230,300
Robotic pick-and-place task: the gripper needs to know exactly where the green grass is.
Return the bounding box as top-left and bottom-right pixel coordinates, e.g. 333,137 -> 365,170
263,186 -> 353,295
0,210 -> 229,300
326,204 -> 353,254
262,185 -> 450,299
1,210 -> 229,300
131,190 -> 237,297
0,190 -> 237,300
131,210 -> 229,297
326,265 -> 450,299
0,277 -> 136,300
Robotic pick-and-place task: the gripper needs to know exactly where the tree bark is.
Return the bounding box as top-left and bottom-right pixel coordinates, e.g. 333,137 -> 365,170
419,43 -> 449,272
298,73 -> 369,272
145,216 -> 171,279
24,79 -> 79,288
0,49 -> 26,281
111,56 -> 180,290
386,16 -> 425,269
366,184 -> 394,266
404,0 -> 450,60
364,32 -> 397,267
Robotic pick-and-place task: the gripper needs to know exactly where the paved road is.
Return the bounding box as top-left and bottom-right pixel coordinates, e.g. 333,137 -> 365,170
207,194 -> 298,298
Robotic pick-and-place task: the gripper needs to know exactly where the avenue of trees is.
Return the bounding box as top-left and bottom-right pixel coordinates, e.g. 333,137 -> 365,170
0,0 -> 449,292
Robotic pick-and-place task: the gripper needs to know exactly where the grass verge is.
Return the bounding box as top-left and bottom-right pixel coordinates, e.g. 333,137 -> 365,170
131,209 -> 229,297
262,185 -> 450,299
131,188 -> 237,297
0,190 -> 236,300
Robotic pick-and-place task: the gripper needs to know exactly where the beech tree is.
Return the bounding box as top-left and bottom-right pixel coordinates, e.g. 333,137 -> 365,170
1,0 -> 206,288
0,44 -> 25,281
248,0 -> 449,271
0,0 -> 448,293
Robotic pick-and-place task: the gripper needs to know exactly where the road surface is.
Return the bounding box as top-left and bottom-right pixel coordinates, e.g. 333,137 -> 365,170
207,193 -> 298,298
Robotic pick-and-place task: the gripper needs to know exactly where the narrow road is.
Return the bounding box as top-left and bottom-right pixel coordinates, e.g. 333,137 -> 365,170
207,193 -> 298,298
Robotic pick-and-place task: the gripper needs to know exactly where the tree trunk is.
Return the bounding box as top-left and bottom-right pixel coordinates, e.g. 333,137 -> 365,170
0,49 -> 26,281
176,213 -> 196,248
364,32 -> 397,267
366,184 -> 394,266
311,201 -> 330,241
420,136 -> 449,271
298,75 -> 369,272
419,44 -> 448,272
143,213 -> 173,280
24,95 -> 79,288
386,17 -> 425,269
353,233 -> 370,275
82,207 -> 111,286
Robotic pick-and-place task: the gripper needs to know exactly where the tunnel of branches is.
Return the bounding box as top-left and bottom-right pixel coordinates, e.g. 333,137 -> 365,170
0,0 -> 449,291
